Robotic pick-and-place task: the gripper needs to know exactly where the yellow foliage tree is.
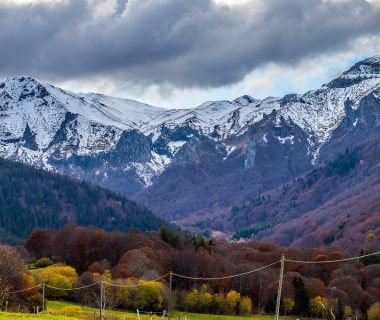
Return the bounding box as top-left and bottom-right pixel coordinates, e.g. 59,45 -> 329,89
368,303 -> 380,320
40,265 -> 77,287
239,296 -> 253,315
344,305 -> 353,319
135,280 -> 163,310
212,293 -> 226,313
310,296 -> 328,318
198,285 -> 213,313
283,297 -> 295,315
114,278 -> 135,308
226,290 -> 241,314
185,289 -> 199,310
39,264 -> 78,298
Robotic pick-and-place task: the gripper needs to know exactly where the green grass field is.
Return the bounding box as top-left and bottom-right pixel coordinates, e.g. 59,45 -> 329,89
0,312 -> 77,319
0,300 -> 285,320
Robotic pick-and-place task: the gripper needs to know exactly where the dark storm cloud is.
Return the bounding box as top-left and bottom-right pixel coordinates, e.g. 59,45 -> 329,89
1,0 -> 380,88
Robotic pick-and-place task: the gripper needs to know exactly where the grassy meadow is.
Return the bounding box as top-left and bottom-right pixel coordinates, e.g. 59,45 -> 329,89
0,300 -> 284,320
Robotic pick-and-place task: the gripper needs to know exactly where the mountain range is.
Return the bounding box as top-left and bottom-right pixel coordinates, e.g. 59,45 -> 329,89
1,56 -> 380,251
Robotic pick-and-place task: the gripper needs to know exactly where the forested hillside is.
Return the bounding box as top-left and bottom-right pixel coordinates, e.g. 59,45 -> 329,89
0,158 -> 170,241
21,225 -> 380,318
227,134 -> 380,253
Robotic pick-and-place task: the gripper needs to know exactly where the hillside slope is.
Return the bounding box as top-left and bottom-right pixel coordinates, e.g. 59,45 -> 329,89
0,158 -> 170,241
226,135 -> 380,253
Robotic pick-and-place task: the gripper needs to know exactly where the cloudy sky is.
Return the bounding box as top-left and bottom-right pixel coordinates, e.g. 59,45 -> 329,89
1,0 -> 380,108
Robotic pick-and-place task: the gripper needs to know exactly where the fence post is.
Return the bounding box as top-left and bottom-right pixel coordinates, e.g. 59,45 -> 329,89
275,254 -> 285,320
42,283 -> 45,312
168,271 -> 173,320
100,281 -> 103,320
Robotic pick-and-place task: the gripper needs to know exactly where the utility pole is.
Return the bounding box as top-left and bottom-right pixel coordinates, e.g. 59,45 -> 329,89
42,284 -> 45,313
168,271 -> 173,320
275,254 -> 285,320
100,281 -> 103,320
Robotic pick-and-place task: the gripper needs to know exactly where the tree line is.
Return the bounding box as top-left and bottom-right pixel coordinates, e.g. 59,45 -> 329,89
0,225 -> 372,318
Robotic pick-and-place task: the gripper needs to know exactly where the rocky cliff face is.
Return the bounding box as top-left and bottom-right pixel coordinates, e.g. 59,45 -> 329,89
1,57 -> 380,237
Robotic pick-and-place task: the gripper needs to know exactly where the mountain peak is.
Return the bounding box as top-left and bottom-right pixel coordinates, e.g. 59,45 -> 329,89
361,55 -> 380,64
327,55 -> 380,89
2,75 -> 39,85
0,75 -> 49,102
233,95 -> 257,106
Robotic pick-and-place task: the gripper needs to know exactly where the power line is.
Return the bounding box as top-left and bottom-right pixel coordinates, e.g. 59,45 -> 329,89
172,260 -> 280,280
9,284 -> 42,294
285,250 -> 380,264
8,274 -> 170,295
102,273 -> 169,288
8,251 -> 380,294
45,281 -> 101,291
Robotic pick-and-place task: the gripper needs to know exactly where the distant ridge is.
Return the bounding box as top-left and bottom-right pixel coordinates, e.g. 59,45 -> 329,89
0,157 -> 170,242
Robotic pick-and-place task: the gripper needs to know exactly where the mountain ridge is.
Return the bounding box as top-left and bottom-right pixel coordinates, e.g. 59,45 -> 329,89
1,56 -> 380,247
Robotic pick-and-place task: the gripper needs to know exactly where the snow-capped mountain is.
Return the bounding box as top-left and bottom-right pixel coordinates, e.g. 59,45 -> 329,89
0,75 -> 284,191
1,56 -> 380,233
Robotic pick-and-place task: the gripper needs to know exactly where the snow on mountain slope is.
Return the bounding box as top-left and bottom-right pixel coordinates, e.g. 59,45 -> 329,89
141,96 -> 281,140
277,77 -> 380,161
48,85 -> 166,130
143,57 -> 380,154
0,56 -> 380,193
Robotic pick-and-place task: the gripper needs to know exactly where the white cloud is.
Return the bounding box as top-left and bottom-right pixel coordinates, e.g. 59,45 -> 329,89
55,36 -> 380,110
4,0 -> 64,4
213,0 -> 256,6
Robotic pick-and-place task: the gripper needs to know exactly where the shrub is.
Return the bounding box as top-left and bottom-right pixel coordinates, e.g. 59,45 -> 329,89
35,257 -> 53,268
60,306 -> 83,317
283,297 -> 295,315
239,296 -> 253,315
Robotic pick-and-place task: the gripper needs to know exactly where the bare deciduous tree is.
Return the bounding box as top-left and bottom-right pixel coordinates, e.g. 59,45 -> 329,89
0,245 -> 29,310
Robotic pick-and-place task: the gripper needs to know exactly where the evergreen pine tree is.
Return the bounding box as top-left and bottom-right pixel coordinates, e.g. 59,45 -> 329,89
292,277 -> 310,316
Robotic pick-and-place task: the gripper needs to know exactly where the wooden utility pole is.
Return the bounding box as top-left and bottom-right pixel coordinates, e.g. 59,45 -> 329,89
168,271 -> 173,320
275,254 -> 285,320
100,281 -> 104,320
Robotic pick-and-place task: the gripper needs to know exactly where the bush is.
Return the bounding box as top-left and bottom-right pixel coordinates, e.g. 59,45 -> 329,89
239,296 -> 253,315
35,257 -> 53,268
27,293 -> 44,313
60,306 -> 83,317
283,297 -> 295,315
